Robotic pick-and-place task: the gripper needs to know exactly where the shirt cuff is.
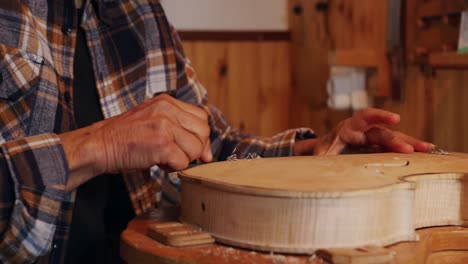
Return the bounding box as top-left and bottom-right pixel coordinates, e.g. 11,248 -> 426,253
1,133 -> 70,198
0,133 -> 72,260
262,128 -> 316,157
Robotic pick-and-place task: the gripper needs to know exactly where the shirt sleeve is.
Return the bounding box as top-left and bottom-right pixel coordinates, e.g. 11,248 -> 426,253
169,26 -> 316,162
0,133 -> 71,263
207,105 -> 316,160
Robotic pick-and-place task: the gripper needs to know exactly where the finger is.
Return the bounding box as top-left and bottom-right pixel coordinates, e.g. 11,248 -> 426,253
201,138 -> 213,162
366,126 -> 414,153
170,120 -> 206,162
159,141 -> 191,171
415,142 -> 436,152
393,132 -> 435,152
351,108 -> 400,131
157,93 -> 208,121
174,111 -> 210,146
153,96 -> 210,146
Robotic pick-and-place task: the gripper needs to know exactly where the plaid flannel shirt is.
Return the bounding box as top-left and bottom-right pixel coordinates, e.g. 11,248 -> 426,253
0,0 -> 315,263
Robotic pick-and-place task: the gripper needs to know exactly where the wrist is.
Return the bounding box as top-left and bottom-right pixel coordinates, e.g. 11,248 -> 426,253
294,138 -> 318,156
314,122 -> 346,155
59,123 -> 105,191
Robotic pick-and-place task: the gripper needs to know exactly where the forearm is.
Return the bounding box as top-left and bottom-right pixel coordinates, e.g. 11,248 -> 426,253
294,138 -> 319,156
58,123 -> 104,192
211,122 -> 316,159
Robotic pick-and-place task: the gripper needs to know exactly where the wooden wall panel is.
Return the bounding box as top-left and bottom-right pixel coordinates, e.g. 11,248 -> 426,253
290,0 -> 331,109
381,68 -> 468,153
327,0 -> 387,50
290,0 -> 468,152
180,0 -> 468,153
182,41 -> 291,137
430,71 -> 468,152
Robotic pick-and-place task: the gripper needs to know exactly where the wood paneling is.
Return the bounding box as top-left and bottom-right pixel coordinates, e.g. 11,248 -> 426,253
182,41 -> 291,137
180,0 -> 468,152
406,0 -> 465,63
290,0 -> 468,152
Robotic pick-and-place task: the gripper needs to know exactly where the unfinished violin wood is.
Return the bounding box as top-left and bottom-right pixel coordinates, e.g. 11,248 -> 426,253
178,153 -> 468,254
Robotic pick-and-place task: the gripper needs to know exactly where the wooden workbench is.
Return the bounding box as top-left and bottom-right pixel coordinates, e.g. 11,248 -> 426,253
120,208 -> 468,264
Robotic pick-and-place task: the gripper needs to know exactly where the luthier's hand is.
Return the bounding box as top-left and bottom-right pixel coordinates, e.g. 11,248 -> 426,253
59,94 -> 212,191
294,108 -> 434,156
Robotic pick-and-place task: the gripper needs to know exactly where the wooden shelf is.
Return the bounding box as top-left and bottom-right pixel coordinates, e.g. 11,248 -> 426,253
328,50 -> 391,97
329,50 -> 385,67
429,52 -> 468,68
417,1 -> 466,18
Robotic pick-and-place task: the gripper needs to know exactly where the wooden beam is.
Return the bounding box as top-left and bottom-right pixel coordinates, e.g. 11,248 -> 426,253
329,50 -> 385,67
178,31 -> 291,41
429,52 -> 468,68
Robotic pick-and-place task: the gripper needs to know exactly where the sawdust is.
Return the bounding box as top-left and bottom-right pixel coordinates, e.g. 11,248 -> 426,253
198,246 -> 321,263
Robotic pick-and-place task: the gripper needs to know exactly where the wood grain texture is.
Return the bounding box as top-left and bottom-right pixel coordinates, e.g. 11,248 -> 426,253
390,226 -> 468,263
182,41 -> 291,137
328,0 -> 390,97
329,50 -> 385,67
178,0 -> 468,153
290,0 -> 468,154
147,222 -> 214,247
289,0 -> 389,136
179,153 -> 468,253
429,53 -> 468,68
316,247 -> 395,264
406,0 -> 465,63
121,209 -> 324,264
290,0 -> 331,109
180,153 -> 467,195
121,209 -> 468,264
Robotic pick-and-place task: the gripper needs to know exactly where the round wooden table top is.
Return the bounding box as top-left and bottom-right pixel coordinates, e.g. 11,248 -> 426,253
120,208 -> 468,264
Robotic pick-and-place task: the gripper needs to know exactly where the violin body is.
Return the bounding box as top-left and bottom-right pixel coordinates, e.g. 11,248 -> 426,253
179,153 -> 468,253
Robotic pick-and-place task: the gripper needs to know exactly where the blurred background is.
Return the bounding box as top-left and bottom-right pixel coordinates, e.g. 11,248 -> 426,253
162,0 -> 468,153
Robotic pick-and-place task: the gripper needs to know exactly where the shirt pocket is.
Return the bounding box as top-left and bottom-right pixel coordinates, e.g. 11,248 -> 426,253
0,46 -> 44,100
0,45 -> 45,140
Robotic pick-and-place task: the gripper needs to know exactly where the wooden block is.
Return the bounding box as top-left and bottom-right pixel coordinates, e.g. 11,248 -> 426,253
147,222 -> 214,247
316,247 -> 395,264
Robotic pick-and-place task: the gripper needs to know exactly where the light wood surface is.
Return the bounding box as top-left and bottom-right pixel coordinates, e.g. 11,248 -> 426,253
147,222 -> 214,247
179,153 -> 468,253
121,208 -> 468,264
180,153 -> 468,196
